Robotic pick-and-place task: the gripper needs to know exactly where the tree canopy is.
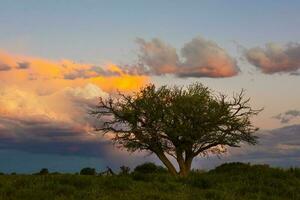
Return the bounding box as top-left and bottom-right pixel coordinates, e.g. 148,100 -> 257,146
92,83 -> 261,176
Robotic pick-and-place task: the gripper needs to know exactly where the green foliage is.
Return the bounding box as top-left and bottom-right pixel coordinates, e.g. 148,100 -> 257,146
37,168 -> 49,175
93,83 -> 261,176
131,163 -> 167,182
119,166 -> 130,175
289,167 -> 300,178
103,176 -> 133,191
212,162 -> 251,173
50,172 -> 61,175
184,173 -> 213,189
0,164 -> 299,200
133,162 -> 167,174
79,167 -> 96,175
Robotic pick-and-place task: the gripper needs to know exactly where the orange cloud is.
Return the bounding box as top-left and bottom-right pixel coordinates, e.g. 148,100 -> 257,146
0,51 -> 149,94
91,64 -> 148,92
0,50 -> 149,143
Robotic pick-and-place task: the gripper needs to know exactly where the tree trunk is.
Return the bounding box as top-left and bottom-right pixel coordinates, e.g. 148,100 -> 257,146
155,150 -> 194,177
177,152 -> 187,177
178,156 -> 193,177
178,164 -> 190,177
155,152 -> 178,176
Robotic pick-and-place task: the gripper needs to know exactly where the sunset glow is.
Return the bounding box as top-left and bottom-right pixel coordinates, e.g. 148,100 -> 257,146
0,0 -> 300,173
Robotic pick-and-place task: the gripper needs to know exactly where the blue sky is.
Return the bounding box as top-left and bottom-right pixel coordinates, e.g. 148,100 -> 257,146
0,0 -> 300,173
1,0 -> 300,61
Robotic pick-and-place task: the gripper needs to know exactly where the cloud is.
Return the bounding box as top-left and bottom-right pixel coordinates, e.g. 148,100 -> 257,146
0,63 -> 11,71
0,51 -> 30,71
0,109 -> 155,172
273,110 -> 300,124
62,62 -> 123,80
0,85 -> 105,137
65,83 -> 108,100
0,115 -> 112,157
134,36 -> 239,78
17,62 -> 30,69
2,113 -> 300,171
0,82 -> 115,159
0,50 -> 150,171
136,38 -> 179,75
195,124 -> 300,169
237,125 -> 300,161
179,37 -> 239,77
245,42 -> 300,74
0,51 -> 149,94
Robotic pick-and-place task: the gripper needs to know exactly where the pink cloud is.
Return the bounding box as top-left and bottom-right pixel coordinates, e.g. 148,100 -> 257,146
134,36 -> 239,78
245,42 -> 300,74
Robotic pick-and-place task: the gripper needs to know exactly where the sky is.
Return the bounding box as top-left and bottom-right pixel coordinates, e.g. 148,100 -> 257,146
0,0 -> 300,173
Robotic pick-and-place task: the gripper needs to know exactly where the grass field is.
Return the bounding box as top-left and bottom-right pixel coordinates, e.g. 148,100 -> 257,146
0,163 -> 299,200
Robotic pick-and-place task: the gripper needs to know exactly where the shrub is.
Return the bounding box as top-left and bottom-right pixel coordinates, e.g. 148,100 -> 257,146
212,162 -> 250,173
38,168 -> 49,175
203,190 -> 223,200
134,162 -> 167,174
289,167 -> 300,178
80,167 -> 96,175
119,165 -> 130,175
186,175 -> 213,189
131,172 -> 152,181
103,176 -> 133,190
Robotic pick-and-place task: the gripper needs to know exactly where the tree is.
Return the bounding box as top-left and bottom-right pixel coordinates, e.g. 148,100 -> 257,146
92,83 -> 261,177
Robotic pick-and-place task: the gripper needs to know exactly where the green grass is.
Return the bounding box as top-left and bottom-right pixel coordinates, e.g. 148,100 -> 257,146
0,163 -> 299,200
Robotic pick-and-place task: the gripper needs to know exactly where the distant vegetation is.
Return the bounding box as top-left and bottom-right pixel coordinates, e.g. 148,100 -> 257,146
133,162 -> 167,174
0,162 -> 299,200
36,168 -> 49,175
79,167 -> 96,176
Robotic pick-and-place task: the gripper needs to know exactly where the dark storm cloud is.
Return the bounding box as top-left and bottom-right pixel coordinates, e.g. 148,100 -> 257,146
195,124 -> 300,169
63,66 -> 121,80
229,125 -> 300,164
273,110 -> 300,124
0,115 -> 111,157
134,36 -> 239,78
244,42 -> 300,74
0,61 -> 30,71
0,63 -> 11,71
2,111 -> 300,170
0,114 -> 156,172
17,62 -> 30,69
